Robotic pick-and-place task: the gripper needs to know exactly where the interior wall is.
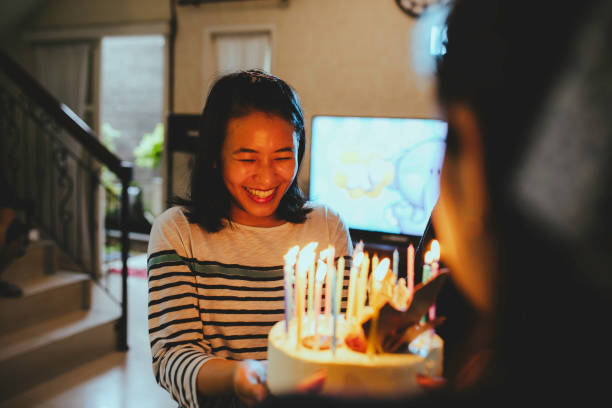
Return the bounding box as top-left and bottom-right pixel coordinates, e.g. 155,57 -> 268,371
24,0 -> 170,28
0,0 -> 170,76
2,0 -> 442,199
173,0 -> 441,194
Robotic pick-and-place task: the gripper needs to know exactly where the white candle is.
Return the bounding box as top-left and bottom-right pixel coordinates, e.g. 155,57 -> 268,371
283,245 -> 299,335
313,259 -> 326,350
335,256 -> 345,320
296,242 -> 317,348
392,249 -> 399,282
307,260 -> 316,324
429,240 -> 440,321
370,254 -> 379,304
356,253 -> 370,320
333,256 -> 344,355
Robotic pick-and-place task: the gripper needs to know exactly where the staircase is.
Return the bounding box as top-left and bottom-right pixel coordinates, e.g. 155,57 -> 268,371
0,237 -> 122,401
0,48 -> 132,402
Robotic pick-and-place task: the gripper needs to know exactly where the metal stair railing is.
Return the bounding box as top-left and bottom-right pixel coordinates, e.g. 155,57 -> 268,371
0,49 -> 131,351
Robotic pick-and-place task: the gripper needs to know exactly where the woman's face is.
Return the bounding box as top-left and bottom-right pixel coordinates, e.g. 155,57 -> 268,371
432,104 -> 497,315
221,111 -> 299,227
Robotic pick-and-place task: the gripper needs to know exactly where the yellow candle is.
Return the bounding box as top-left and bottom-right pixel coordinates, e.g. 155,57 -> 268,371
407,244 -> 415,298
307,261 -> 315,322
366,258 -> 390,356
421,250 -> 433,324
370,254 -> 379,305
357,253 -> 370,320
335,256 -> 345,318
313,259 -> 326,350
371,258 -> 390,308
295,262 -> 306,347
296,242 -> 317,348
346,251 -> 363,323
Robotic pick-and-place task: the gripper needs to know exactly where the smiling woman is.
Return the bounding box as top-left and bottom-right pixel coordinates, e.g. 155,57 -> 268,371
222,111 -> 299,227
147,70 -> 353,408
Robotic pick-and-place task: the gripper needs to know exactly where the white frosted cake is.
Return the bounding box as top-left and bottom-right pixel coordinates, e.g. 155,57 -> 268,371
267,316 -> 443,397
269,242 -> 447,397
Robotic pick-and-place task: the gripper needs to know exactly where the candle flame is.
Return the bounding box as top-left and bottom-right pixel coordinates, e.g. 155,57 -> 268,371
352,250 -> 364,270
316,259 -> 327,282
372,258 -> 391,282
319,248 -> 329,261
430,239 -> 440,261
354,240 -> 364,254
424,250 -> 433,264
326,245 -> 335,266
297,242 -> 318,274
284,245 -> 300,265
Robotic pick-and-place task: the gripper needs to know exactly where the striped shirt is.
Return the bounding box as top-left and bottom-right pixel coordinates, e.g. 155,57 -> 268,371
147,205 -> 352,408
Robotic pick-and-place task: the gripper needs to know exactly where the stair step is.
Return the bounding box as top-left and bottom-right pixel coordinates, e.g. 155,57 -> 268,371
0,271 -> 91,336
0,283 -> 122,400
1,239 -> 56,281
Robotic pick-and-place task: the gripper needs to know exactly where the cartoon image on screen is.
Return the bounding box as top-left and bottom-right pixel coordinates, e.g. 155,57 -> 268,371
309,116 -> 447,237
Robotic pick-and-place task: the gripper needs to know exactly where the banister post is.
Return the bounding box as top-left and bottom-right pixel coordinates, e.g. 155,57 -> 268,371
118,161 -> 133,351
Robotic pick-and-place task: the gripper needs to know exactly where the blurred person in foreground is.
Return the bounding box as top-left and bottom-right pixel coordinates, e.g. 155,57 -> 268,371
261,0 -> 612,405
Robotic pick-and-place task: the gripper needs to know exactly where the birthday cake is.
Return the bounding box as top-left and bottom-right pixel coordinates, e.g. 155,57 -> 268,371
267,242 -> 447,397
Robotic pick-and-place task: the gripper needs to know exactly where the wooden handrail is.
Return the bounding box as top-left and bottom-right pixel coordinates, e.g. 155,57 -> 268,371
0,49 -> 131,181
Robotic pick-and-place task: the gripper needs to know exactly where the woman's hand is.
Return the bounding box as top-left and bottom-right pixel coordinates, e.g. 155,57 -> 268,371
233,359 -> 269,406
416,373 -> 447,391
296,369 -> 327,394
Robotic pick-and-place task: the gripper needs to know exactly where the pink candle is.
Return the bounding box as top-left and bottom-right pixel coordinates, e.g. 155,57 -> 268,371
428,240 -> 440,320
324,245 -> 335,317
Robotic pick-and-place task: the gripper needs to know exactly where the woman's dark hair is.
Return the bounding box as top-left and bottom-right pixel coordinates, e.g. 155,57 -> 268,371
170,69 -> 311,232
436,0 -> 609,393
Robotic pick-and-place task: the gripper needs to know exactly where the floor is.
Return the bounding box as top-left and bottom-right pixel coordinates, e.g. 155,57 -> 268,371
2,257 -> 178,408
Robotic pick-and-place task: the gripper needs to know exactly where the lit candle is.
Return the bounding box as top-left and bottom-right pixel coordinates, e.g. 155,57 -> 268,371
283,245 -> 299,335
392,249 -> 399,282
407,243 -> 414,298
421,250 -> 433,324
313,259 -> 326,350
356,253 -> 370,320
430,240 -> 440,278
370,254 -> 379,305
346,251 -> 363,324
429,240 -> 440,321
335,256 -> 344,316
324,245 -> 335,318
371,254 -> 379,274
423,250 -> 433,283
397,277 -> 408,308
366,257 -> 390,355
333,256 -> 344,355
296,242 -> 317,347
307,258 -> 316,325
371,258 -> 391,309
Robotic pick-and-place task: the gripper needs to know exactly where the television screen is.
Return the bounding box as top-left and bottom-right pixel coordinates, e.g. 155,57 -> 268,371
309,115 -> 447,241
